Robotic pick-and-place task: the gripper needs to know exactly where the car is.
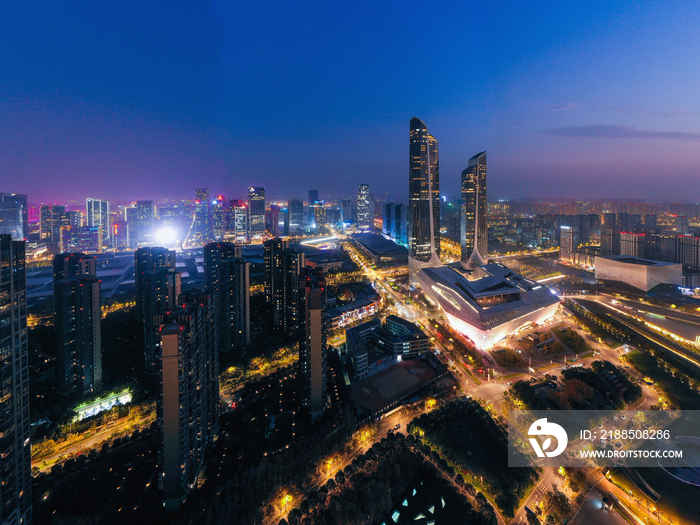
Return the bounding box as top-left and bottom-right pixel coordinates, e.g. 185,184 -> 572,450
612,416 -> 618,420
615,442 -> 622,448
620,416 -> 626,420
394,424 -> 401,430
597,424 -> 603,429
507,382 -> 512,386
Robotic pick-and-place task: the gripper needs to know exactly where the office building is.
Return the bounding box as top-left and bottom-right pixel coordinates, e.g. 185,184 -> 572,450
382,203 -> 408,246
0,236 -> 32,525
461,152 -> 488,266
136,200 -> 155,242
310,200 -> 326,230
356,184 -> 370,229
288,199 -> 304,234
142,267 -> 181,374
204,242 -> 250,351
308,190 -> 319,205
248,186 -> 265,237
53,253 -> 102,394
267,204 -> 282,237
195,188 -> 212,241
135,247 -> 177,324
408,117 -> 441,285
341,198 -> 354,224
228,200 -> 248,242
86,198 -> 110,249
0,193 -> 28,240
157,293 -> 218,511
211,195 -> 227,239
298,267 -> 326,415
40,204 -> 66,243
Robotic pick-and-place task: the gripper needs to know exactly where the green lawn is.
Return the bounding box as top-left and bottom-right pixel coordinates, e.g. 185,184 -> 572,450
627,350 -> 700,409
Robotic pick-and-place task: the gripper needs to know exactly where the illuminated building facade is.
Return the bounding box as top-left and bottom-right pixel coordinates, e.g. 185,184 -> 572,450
229,199 -> 248,242
408,117 -> 441,285
356,184 -> 370,229
136,200 -> 155,243
195,188 -> 211,240
86,198 -> 110,249
248,186 -> 265,237
461,152 -> 487,264
142,267 -> 181,374
418,262 -> 559,349
0,235 -> 32,524
0,193 -> 28,240
135,247 -> 177,324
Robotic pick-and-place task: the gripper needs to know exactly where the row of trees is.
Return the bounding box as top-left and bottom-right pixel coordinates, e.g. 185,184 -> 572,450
408,398 -> 538,518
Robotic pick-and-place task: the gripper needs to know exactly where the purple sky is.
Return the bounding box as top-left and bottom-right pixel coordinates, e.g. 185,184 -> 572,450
1,1 -> 699,204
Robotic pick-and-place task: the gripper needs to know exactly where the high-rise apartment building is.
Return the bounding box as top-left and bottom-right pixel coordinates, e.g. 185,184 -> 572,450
53,253 -> 102,394
157,293 -> 218,511
408,117 -> 441,285
204,242 -> 250,351
135,247 -> 177,324
0,193 -> 28,240
356,184 -> 370,229
298,267 -> 326,416
142,267 -> 181,374
195,188 -> 212,241
0,235 -> 32,524
86,198 -> 110,249
248,187 -> 265,237
461,152 -> 488,266
264,238 -> 305,336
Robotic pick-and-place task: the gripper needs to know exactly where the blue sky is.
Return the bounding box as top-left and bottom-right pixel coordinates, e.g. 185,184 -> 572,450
1,1 -> 699,203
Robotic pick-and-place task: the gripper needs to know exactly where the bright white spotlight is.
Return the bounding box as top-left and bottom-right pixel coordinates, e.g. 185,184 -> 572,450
155,227 -> 178,247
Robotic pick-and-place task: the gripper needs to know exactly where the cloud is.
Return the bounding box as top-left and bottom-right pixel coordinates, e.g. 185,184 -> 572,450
599,106 -> 700,118
543,124 -> 700,140
551,103 -> 577,111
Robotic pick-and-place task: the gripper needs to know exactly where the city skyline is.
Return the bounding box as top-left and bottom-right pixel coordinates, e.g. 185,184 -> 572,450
2,3 -> 700,203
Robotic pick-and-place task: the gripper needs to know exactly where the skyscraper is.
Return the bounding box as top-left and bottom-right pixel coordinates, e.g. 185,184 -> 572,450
288,199 -> 304,235
157,292 -> 218,511
135,247 -> 177,324
195,188 -> 212,241
340,198 -> 353,224
0,193 -> 28,240
211,195 -> 227,239
356,184 -> 370,229
264,238 -> 305,336
298,267 -> 326,416
53,253 -> 102,394
310,200 -> 326,231
308,190 -> 319,204
460,151 -> 488,267
136,200 -> 155,242
0,235 -> 32,524
229,200 -> 248,242
248,186 -> 265,237
408,117 -> 441,285
40,204 -> 66,243
86,198 -> 111,249
204,242 -> 251,351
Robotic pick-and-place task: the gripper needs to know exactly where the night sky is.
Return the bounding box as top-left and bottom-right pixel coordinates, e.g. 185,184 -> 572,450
2,1 -> 699,203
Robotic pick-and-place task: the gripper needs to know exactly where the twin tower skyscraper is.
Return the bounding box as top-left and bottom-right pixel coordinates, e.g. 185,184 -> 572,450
408,117 -> 488,285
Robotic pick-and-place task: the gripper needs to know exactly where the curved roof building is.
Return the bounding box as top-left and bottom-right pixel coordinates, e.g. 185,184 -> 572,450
418,262 -> 559,349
